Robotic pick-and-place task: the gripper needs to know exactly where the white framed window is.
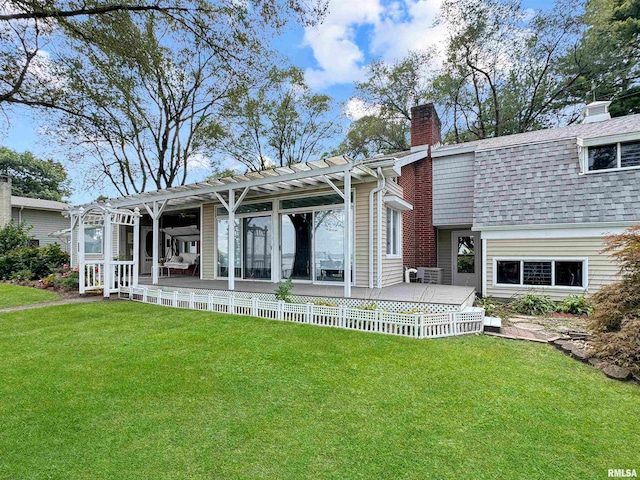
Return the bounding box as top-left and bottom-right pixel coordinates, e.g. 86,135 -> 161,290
84,226 -> 103,254
580,139 -> 640,173
493,257 -> 587,289
386,207 -> 401,257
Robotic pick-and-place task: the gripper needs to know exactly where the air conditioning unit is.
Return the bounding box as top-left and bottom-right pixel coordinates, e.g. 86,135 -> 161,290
418,267 -> 443,284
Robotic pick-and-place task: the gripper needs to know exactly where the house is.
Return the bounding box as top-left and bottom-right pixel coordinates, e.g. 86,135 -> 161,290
0,176 -> 70,251
401,101 -> 640,300
68,100 -> 640,303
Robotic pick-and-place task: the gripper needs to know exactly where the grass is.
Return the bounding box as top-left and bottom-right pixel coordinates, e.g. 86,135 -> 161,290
0,283 -> 59,309
0,301 -> 638,479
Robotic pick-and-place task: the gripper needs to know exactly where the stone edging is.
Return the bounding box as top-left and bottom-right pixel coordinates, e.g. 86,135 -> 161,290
550,338 -> 639,385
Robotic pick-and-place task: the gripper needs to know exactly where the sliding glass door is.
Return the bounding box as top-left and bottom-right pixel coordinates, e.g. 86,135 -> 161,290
281,213 -> 312,280
314,209 -> 345,282
243,217 -> 271,279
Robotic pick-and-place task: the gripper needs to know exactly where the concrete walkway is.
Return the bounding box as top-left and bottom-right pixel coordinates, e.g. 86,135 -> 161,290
0,295 -> 104,314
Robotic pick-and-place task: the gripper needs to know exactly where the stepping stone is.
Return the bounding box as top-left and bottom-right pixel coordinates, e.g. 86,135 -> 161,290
588,358 -> 605,369
603,364 -> 632,381
513,322 -> 545,331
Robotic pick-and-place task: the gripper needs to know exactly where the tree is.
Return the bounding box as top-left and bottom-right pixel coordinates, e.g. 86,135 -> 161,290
0,147 -> 70,201
337,51 -> 434,158
438,0 -> 586,141
214,66 -> 339,172
563,0 -> 640,116
335,115 -> 409,159
0,0 -> 326,111
589,225 -> 640,374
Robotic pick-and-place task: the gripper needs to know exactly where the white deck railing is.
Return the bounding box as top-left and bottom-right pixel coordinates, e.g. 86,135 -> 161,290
120,285 -> 484,339
80,261 -> 136,294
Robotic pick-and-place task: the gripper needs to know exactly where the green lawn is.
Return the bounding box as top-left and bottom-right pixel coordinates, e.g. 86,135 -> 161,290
0,283 -> 59,309
0,301 -> 638,479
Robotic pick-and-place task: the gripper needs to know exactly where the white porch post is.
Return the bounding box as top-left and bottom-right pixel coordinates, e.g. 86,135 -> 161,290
78,208 -> 86,294
69,214 -> 77,269
343,169 -> 352,298
103,209 -> 112,298
271,199 -> 280,282
133,208 -> 140,287
152,201 -> 160,285
228,188 -> 235,290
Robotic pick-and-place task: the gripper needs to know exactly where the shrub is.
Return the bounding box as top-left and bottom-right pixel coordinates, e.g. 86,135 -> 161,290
589,226 -> 640,373
556,295 -> 593,316
0,220 -> 33,254
274,279 -> 293,302
475,296 -> 497,317
356,303 -> 377,311
0,244 -> 69,280
510,293 -> 555,316
59,271 -> 79,291
313,299 -> 337,307
11,269 -> 34,282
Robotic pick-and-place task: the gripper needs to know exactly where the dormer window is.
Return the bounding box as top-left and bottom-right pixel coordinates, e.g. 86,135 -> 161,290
579,136 -> 640,173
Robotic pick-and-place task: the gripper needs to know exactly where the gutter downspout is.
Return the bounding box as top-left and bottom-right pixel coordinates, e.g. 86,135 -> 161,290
368,167 -> 385,289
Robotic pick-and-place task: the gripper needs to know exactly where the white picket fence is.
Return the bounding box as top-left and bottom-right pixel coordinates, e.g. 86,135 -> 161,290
121,285 -> 484,339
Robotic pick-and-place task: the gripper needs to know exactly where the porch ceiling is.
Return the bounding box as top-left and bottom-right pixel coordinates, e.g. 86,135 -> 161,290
75,156 -> 378,212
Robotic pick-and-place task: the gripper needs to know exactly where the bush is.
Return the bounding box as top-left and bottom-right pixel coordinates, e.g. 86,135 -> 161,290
556,295 -> 593,316
59,270 -> 79,291
10,269 -> 34,282
0,220 -> 33,254
589,226 -> 640,373
0,244 -> 69,280
274,279 -> 293,302
510,293 -> 555,316
475,296 -> 497,317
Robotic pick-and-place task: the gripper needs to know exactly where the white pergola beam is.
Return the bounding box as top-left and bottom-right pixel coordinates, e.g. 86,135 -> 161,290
321,175 -> 345,199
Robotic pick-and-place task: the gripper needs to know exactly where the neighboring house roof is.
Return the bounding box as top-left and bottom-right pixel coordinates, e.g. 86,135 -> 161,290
431,114 -> 640,156
11,196 -> 68,212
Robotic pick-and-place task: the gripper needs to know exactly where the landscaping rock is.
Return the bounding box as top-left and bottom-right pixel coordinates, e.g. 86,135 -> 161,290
569,345 -> 589,362
588,358 -> 605,369
603,364 -> 632,381
561,342 -> 574,353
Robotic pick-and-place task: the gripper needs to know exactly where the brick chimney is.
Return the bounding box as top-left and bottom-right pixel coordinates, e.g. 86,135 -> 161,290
0,176 -> 11,228
399,103 -> 441,269
410,103 -> 441,149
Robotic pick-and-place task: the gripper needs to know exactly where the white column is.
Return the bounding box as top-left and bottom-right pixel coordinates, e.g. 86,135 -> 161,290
103,211 -> 112,298
133,208 -> 140,287
152,201 -> 160,285
376,189 -> 383,289
343,170 -> 352,298
78,209 -> 86,294
271,199 -> 280,282
69,214 -> 77,269
228,188 -> 235,291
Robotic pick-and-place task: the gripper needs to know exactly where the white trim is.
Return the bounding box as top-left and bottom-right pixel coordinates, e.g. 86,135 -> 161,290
431,144 -> 477,158
481,238 -> 487,297
395,150 -> 429,168
492,257 -> 588,290
199,204 -> 204,280
577,131 -> 640,147
451,230 -> 480,290
383,195 -> 413,211
478,223 -> 633,239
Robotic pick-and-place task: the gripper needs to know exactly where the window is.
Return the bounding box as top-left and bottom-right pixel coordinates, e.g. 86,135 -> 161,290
386,208 -> 401,256
495,259 -> 586,288
84,227 -> 103,254
586,140 -> 640,172
456,236 -> 475,273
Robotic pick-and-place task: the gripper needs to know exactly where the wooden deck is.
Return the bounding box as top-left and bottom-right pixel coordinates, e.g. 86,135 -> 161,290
139,276 -> 476,307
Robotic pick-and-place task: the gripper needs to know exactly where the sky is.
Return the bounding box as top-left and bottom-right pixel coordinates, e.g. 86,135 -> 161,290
1,0 -> 554,204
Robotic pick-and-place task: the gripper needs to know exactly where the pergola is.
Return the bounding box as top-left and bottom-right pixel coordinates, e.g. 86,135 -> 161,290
70,156 -> 385,298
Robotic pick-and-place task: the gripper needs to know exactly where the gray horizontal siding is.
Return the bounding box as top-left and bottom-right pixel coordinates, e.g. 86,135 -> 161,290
433,153 -> 474,226
11,207 -> 70,251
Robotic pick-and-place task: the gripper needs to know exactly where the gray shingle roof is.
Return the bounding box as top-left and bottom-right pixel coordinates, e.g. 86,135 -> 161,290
432,114 -> 640,155
11,196 -> 68,211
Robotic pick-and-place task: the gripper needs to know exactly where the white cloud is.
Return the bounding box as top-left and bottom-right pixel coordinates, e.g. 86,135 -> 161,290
344,98 -> 380,120
303,0 -> 446,90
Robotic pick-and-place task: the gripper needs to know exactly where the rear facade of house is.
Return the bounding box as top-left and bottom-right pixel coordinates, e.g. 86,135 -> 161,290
402,101 -> 640,300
